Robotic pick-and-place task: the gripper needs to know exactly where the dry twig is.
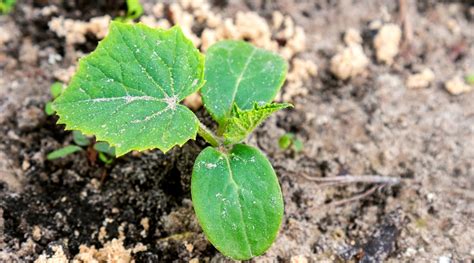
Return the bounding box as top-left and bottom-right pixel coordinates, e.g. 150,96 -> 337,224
300,173 -> 401,186
298,172 -> 401,207
328,185 -> 384,207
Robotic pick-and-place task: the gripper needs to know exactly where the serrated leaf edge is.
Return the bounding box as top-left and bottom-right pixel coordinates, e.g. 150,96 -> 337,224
55,105 -> 199,157
53,22 -> 203,156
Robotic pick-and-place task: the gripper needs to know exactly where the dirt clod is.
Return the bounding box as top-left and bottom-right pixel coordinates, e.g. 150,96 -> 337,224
374,23 -> 402,65
406,68 -> 435,89
330,43 -> 369,80
445,76 -> 473,95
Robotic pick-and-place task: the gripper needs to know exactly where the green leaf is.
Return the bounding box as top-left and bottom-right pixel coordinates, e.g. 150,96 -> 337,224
47,145 -> 83,160
50,82 -> 64,98
292,138 -> 304,153
45,102 -> 55,116
466,74 -> 474,85
201,40 -> 287,126
223,102 -> 291,145
278,133 -> 294,149
0,0 -> 16,14
98,152 -> 114,164
191,144 -> 284,260
126,0 -> 143,19
73,130 -> 90,146
94,141 -> 116,156
53,22 -> 205,156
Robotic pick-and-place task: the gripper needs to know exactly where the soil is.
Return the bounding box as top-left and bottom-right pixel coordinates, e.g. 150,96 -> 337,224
1,0 -> 473,262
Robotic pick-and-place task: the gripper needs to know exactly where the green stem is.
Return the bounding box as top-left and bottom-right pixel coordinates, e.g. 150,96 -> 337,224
197,121 -> 221,147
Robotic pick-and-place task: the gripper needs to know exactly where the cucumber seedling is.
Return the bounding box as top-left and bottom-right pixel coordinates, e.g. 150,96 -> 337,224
53,22 -> 289,260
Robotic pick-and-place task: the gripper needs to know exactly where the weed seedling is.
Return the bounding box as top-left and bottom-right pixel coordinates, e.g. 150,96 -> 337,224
45,82 -> 64,116
47,130 -> 116,163
279,132 -> 303,153
0,0 -> 15,14
466,73 -> 474,85
46,83 -> 116,162
116,0 -> 143,22
53,22 -> 289,260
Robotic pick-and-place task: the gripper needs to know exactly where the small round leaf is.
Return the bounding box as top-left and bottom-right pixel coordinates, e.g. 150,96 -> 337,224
201,41 -> 287,126
191,144 -> 284,260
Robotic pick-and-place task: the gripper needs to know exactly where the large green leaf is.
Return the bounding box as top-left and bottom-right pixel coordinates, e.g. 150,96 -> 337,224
223,102 -> 292,145
191,144 -> 284,260
201,40 -> 287,126
53,22 -> 205,156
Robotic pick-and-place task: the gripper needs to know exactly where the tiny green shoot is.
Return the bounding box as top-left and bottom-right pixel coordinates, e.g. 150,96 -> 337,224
116,0 -> 143,21
278,133 -> 303,153
45,82 -> 65,116
0,0 -> 15,14
52,22 -> 289,260
125,0 -> 143,20
94,142 -> 116,164
72,130 -> 90,146
47,145 -> 83,160
46,82 -> 116,162
466,73 -> 474,85
47,130 -> 115,162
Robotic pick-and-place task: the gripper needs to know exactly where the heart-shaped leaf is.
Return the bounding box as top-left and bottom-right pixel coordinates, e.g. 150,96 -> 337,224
53,22 -> 205,156
191,144 -> 284,260
201,40 -> 287,126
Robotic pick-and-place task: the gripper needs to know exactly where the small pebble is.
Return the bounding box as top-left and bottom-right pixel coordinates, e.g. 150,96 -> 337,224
445,77 -> 473,95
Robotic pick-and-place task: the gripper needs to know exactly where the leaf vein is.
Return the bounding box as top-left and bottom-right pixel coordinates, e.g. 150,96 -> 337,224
228,48 -> 257,114
223,155 -> 253,257
115,25 -> 170,98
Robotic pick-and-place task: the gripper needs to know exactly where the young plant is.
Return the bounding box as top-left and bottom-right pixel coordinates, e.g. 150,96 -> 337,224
116,0 -> 143,22
45,82 -> 65,116
278,132 -> 303,153
0,0 -> 16,14
46,84 -> 116,163
466,73 -> 474,85
47,130 -> 116,163
52,22 -> 288,260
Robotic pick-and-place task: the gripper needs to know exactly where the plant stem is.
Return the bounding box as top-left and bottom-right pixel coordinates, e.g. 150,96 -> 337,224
197,121 -> 221,147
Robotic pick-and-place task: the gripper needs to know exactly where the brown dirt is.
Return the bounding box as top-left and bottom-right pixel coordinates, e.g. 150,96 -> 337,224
1,0 -> 473,262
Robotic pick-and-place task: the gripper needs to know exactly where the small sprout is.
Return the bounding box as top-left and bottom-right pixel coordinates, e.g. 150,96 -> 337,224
50,82 -> 64,98
466,74 -> 474,85
116,0 -> 143,21
98,152 -> 114,164
94,141 -> 116,157
126,0 -> 143,20
45,82 -> 65,116
52,22 -> 288,260
278,133 -> 293,149
278,133 -> 304,153
293,138 -> 304,153
44,103 -> 55,116
0,0 -> 16,14
73,130 -> 90,146
48,131 -> 115,164
47,145 -> 82,160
